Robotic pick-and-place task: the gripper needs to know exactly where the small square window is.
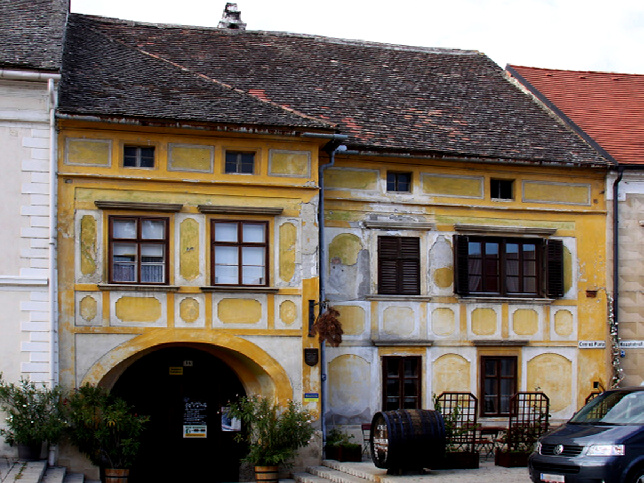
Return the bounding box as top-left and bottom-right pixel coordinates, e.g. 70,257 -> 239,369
225,151 -> 255,174
124,146 -> 155,168
387,172 -> 411,192
491,179 -> 514,200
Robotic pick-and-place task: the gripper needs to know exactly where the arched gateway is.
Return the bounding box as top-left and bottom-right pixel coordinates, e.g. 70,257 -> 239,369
80,336 -> 294,483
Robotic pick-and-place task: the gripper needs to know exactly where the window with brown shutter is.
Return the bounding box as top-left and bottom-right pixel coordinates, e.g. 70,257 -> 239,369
454,235 -> 564,298
378,236 -> 420,295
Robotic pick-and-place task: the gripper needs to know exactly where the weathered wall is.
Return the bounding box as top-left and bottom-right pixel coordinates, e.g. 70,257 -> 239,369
56,121 -> 323,474
608,172 -> 644,386
323,154 -> 609,426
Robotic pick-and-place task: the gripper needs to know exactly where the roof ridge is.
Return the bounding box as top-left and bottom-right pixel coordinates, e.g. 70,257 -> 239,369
508,64 -> 644,78
70,12 -> 479,57
72,15 -> 335,129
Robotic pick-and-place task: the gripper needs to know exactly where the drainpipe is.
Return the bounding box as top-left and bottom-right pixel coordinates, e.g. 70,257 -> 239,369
47,77 -> 59,466
612,167 -> 623,350
302,132 -> 347,447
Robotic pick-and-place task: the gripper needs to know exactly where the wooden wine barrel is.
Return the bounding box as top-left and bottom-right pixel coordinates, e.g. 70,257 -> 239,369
370,409 -> 446,471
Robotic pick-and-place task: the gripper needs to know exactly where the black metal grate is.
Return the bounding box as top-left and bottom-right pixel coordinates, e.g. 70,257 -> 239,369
507,392 -> 550,453
435,392 -> 478,452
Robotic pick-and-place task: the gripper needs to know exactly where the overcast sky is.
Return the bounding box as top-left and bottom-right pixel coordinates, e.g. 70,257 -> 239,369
71,0 -> 644,75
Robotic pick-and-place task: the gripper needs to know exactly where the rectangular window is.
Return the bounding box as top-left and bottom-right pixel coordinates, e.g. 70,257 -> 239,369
454,235 -> 563,298
387,172 -> 412,192
382,356 -> 421,410
211,220 -> 268,286
225,151 -> 255,174
123,146 -> 155,168
491,179 -> 514,200
481,356 -> 517,416
109,216 -> 168,284
378,236 -> 420,295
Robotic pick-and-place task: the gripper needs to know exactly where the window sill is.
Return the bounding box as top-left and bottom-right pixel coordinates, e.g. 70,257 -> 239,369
458,296 -> 554,305
366,294 -> 432,302
201,286 -> 280,294
98,284 -> 179,292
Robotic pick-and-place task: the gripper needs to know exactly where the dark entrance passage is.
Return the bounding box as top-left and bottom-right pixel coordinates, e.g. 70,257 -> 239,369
112,346 -> 246,482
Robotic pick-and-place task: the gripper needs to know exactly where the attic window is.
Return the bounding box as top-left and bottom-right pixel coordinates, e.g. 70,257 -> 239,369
491,179 -> 513,200
387,172 -> 412,192
124,146 -> 155,168
225,151 -> 255,174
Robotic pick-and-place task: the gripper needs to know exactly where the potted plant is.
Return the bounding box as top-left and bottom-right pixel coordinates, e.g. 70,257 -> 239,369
227,395 -> 314,482
325,428 -> 362,462
433,397 -> 479,469
65,384 -> 149,483
495,423 -> 542,467
0,374 -> 66,460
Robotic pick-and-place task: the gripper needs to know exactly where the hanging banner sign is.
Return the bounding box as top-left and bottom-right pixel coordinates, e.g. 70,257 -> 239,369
578,341 -> 606,349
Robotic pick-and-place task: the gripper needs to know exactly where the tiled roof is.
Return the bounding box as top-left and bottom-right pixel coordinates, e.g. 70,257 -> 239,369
0,0 -> 68,72
508,65 -> 644,166
58,14 -> 608,166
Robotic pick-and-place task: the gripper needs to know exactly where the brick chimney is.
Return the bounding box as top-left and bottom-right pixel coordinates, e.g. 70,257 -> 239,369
218,3 -> 247,30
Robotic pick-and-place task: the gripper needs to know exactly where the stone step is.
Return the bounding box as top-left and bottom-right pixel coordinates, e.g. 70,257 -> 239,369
42,466 -> 66,483
320,460 -> 385,482
293,460 -> 389,483
4,461 -> 47,483
62,472 -> 85,483
293,471 -> 334,483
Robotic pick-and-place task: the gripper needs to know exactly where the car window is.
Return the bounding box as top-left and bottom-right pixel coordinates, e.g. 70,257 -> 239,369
571,391 -> 644,425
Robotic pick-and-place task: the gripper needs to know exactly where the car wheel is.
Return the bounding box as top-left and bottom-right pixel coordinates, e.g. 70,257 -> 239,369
630,469 -> 644,483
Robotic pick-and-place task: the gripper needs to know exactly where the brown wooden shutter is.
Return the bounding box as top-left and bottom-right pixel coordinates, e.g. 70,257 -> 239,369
546,239 -> 564,298
378,236 -> 420,295
454,235 -> 470,295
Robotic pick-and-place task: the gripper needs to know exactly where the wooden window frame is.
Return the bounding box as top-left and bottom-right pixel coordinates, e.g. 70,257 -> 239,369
108,216 -> 169,285
480,356 -> 517,417
387,171 -> 412,192
123,145 -> 155,168
211,220 -> 269,287
224,151 -> 256,174
382,356 -> 422,411
454,235 -> 564,298
377,236 -> 420,295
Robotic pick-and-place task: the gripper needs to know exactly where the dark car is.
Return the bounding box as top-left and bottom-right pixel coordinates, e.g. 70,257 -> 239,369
528,386 -> 644,483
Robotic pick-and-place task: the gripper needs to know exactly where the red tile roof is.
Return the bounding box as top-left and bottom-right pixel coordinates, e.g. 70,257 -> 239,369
507,65 -> 644,165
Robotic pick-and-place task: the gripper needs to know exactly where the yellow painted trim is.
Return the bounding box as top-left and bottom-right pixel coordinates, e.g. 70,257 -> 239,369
80,329 -> 294,403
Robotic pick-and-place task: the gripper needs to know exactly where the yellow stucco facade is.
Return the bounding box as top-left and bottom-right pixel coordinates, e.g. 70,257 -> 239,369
323,154 -> 610,425
57,120 -> 323,420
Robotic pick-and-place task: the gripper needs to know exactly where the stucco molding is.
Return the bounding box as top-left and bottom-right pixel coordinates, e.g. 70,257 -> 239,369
0,275 -> 48,286
454,224 -> 557,236
473,339 -> 529,347
458,296 -> 553,305
366,294 -> 432,302
363,220 -> 435,231
372,339 -> 434,346
94,200 -> 183,212
97,284 -> 180,292
201,286 -> 280,293
197,205 -> 283,215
